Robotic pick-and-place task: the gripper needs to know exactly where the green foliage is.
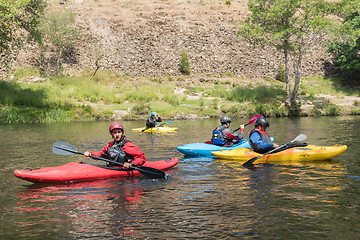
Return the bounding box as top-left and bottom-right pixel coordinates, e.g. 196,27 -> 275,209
237,0 -> 337,110
351,109 -> 360,115
0,106 -> 70,124
327,13 -> 360,78
122,113 -> 141,121
324,104 -> 341,116
40,8 -> 79,74
301,76 -> 360,96
0,80 -> 47,107
276,61 -> 286,82
131,103 -> 150,115
0,0 -> 46,68
226,85 -> 286,103
179,48 -> 191,75
163,94 -> 180,106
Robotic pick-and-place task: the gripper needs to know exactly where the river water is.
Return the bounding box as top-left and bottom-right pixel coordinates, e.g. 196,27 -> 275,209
1,116 -> 359,239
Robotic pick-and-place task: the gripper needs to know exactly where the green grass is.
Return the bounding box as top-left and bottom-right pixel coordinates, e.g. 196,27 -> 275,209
1,68 -> 358,123
301,76 -> 360,97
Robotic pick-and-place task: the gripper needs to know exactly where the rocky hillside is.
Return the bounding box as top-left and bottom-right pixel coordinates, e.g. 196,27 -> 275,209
25,0 -> 336,78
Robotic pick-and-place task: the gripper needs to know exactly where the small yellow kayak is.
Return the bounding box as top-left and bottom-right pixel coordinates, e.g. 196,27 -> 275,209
132,126 -> 178,133
211,145 -> 347,162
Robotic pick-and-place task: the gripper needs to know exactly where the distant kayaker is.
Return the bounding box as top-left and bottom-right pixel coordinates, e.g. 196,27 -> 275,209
146,111 -> 162,128
248,117 -> 279,153
84,122 -> 146,168
212,115 -> 245,146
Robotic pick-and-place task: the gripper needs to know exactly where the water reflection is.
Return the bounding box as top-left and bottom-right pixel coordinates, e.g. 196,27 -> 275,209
1,116 -> 360,239
14,178 -> 180,239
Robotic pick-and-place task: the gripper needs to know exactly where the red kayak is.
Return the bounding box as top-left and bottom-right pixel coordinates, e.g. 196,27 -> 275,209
14,158 -> 179,183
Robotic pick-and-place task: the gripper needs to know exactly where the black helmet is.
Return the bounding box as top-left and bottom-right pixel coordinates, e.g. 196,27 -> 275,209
220,115 -> 231,124
255,118 -> 269,128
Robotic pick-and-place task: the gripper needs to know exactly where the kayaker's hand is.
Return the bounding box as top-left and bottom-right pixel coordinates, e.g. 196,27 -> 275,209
239,124 -> 245,130
84,151 -> 91,158
123,162 -> 132,169
273,143 -> 280,148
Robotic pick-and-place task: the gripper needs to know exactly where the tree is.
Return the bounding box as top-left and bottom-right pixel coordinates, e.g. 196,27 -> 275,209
237,0 -> 336,111
327,1 -> 360,80
40,8 -> 79,75
0,0 -> 46,69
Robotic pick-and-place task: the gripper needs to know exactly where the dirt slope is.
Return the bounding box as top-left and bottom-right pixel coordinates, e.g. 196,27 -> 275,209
32,0 -> 335,78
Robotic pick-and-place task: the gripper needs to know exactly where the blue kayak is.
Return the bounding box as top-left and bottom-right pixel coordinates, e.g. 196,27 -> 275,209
177,137 -> 274,157
177,140 -> 251,157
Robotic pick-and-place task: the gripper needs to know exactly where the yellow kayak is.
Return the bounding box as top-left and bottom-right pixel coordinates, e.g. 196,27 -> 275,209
132,126 -> 178,133
211,145 -> 347,162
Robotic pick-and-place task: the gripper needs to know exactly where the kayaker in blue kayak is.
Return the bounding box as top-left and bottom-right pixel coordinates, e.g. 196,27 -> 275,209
84,122 -> 146,168
212,115 -> 245,146
248,118 -> 279,153
146,111 -> 162,128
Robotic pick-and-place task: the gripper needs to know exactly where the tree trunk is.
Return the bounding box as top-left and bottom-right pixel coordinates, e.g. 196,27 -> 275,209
290,37 -> 305,111
284,47 -> 291,108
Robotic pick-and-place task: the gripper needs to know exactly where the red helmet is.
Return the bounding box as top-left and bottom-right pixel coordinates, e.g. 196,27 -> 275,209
109,122 -> 124,133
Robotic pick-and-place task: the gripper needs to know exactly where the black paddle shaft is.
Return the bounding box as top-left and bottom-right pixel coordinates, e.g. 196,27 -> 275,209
53,142 -> 166,179
242,134 -> 307,167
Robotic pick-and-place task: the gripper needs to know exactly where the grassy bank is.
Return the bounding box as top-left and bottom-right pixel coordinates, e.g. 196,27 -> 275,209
0,67 -> 359,124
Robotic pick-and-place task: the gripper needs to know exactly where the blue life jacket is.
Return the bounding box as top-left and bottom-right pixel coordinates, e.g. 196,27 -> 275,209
212,126 -> 226,146
249,129 -> 273,153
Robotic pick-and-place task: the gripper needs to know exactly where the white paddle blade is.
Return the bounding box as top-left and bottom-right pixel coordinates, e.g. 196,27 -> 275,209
52,142 -> 77,155
294,134 -> 307,142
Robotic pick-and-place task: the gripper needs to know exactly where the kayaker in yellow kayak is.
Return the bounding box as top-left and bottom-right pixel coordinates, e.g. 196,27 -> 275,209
248,118 -> 279,153
84,122 -> 146,169
146,111 -> 162,128
212,115 -> 245,146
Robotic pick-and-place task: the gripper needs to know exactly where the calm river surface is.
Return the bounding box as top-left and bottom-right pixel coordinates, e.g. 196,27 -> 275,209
1,116 -> 359,239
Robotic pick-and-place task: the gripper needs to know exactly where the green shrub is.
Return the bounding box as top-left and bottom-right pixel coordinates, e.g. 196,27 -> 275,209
227,85 -> 285,103
40,8 -> 80,75
179,48 -> 191,75
163,94 -> 180,106
131,102 -> 150,115
275,61 -> 286,82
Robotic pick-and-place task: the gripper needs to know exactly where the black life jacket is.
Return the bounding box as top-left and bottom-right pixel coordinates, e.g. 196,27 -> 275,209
249,129 -> 273,153
105,137 -> 130,165
212,126 -> 226,146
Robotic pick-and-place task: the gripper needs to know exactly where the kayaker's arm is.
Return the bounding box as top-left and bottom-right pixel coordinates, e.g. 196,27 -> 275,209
123,142 -> 147,167
84,142 -> 114,158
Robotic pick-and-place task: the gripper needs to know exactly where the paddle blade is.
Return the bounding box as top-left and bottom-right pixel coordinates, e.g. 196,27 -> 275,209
246,114 -> 264,126
134,166 -> 167,179
242,156 -> 259,167
294,134 -> 307,142
53,142 -> 78,155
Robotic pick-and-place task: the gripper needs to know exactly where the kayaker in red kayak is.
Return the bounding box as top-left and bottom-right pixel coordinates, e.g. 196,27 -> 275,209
146,111 -> 162,128
84,122 -> 146,169
212,115 -> 245,146
248,118 -> 279,153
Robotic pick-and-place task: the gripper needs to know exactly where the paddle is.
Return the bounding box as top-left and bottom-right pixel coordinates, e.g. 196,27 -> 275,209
234,115 -> 264,132
142,120 -> 173,132
242,134 -> 307,167
52,142 -> 166,179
